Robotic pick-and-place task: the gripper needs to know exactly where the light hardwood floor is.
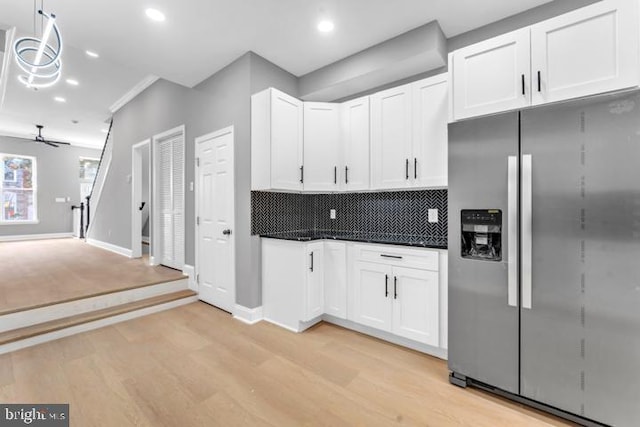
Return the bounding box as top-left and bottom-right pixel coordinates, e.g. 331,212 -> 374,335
0,302 -> 574,426
0,238 -> 184,314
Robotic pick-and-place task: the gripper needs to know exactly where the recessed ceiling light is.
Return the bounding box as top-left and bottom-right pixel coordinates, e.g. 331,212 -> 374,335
85,50 -> 99,58
66,78 -> 79,86
145,8 -> 166,22
317,20 -> 335,33
54,96 -> 66,103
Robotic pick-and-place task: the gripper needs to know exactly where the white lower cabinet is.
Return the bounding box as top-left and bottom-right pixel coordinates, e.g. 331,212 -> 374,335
352,261 -> 394,331
262,238 -> 445,354
324,242 -> 347,319
392,267 -> 439,347
262,239 -> 324,332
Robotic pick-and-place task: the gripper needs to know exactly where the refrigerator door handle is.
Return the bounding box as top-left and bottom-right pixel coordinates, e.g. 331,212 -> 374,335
522,154 -> 533,310
507,156 -> 519,307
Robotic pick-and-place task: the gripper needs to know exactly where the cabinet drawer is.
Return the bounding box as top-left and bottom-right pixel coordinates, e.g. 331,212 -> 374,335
354,244 -> 439,271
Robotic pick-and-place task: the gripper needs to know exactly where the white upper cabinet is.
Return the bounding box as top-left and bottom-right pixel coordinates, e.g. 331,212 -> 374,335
303,102 -> 341,192
450,0 -> 640,121
370,84 -> 413,190
451,28 -> 531,121
251,88 -> 303,191
412,75 -> 448,188
531,0 -> 639,106
340,97 -> 370,191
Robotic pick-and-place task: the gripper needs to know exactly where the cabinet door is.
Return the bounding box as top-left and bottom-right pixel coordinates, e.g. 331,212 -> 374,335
370,84 -> 412,190
303,242 -> 324,321
271,89 -> 304,191
324,242 -> 347,319
452,28 -> 530,120
303,103 -> 341,191
411,75 -> 448,188
392,267 -> 439,347
352,261 -> 393,332
531,0 -> 639,106
341,97 -> 370,191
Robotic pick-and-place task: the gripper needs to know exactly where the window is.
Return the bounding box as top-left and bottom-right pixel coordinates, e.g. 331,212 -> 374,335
79,157 -> 99,200
1,154 -> 37,224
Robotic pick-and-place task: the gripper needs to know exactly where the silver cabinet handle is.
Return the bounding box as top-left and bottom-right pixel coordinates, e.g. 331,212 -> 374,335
522,154 -> 533,309
507,156 -> 518,308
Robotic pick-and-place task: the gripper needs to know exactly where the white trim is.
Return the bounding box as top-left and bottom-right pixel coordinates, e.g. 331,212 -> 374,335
233,305 -> 263,325
195,126 -> 236,313
109,75 -> 160,114
86,137 -> 113,238
131,139 -> 151,259
86,238 -> 133,258
141,235 -> 150,244
322,314 -> 448,360
0,232 -> 72,242
151,125 -> 186,270
0,295 -> 197,356
0,279 -> 188,333
182,264 -> 197,292
262,316 -> 322,333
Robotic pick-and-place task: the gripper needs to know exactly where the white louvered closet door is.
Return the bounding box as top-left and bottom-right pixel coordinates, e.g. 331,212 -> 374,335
156,132 -> 185,270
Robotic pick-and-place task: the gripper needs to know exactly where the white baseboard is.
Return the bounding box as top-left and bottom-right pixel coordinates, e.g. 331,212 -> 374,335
86,238 -> 133,258
0,278 -> 189,333
0,295 -> 198,356
233,305 -> 264,325
182,264 -> 197,292
0,233 -> 73,242
322,314 -> 448,360
141,235 -> 150,244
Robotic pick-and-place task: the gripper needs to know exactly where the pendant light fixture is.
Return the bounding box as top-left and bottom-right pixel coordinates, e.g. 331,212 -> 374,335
13,1 -> 63,89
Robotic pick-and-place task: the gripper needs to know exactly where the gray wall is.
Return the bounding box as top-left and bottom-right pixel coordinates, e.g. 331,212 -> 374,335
89,79 -> 204,255
89,52 -> 296,309
0,135 -> 100,236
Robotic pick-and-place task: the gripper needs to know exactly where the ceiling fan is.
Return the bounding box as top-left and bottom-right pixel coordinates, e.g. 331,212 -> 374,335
28,125 -> 71,148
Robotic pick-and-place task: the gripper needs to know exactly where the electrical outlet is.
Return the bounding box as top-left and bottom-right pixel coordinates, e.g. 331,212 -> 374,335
330,209 -> 337,220
428,209 -> 438,223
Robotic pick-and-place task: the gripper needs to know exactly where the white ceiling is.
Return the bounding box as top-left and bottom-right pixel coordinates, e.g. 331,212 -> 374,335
0,0 -> 553,148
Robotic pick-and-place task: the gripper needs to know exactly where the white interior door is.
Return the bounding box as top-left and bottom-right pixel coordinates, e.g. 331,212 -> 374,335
196,127 -> 235,313
153,127 -> 185,270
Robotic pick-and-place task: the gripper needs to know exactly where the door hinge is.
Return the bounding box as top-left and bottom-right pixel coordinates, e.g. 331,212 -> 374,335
196,216 -> 200,225
196,274 -> 200,284
196,157 -> 200,167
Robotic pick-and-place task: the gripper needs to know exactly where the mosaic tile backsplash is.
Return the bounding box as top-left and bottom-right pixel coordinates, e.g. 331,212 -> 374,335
251,190 -> 448,243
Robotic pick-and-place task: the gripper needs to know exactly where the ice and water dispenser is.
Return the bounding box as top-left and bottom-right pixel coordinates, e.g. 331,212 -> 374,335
461,210 -> 502,262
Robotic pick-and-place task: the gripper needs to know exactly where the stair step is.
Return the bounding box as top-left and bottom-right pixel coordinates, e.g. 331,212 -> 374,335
0,290 -> 197,346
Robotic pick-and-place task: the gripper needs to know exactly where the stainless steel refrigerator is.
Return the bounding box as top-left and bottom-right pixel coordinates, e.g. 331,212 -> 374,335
448,90 -> 640,427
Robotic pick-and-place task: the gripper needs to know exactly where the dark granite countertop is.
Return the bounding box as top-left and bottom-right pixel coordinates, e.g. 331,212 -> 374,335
259,230 -> 447,249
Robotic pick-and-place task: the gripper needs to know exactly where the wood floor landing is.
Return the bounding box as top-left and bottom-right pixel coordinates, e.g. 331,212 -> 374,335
0,238 -> 185,315
0,290 -> 196,346
0,302 -> 572,426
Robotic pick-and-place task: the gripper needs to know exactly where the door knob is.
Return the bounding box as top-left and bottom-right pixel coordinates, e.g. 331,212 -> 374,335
222,229 -> 232,236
